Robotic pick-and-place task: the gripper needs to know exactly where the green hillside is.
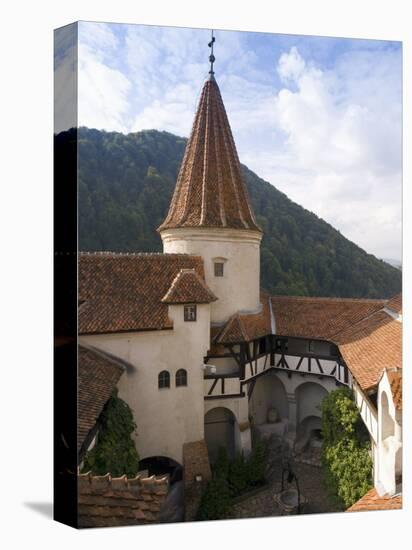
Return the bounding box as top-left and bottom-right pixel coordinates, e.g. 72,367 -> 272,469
64,127 -> 400,298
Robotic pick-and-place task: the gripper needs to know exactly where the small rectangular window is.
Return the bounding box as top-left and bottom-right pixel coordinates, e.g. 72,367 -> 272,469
214,262 -> 224,277
184,305 -> 197,322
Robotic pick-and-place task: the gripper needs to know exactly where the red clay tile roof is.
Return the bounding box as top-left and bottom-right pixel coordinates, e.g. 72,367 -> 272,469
78,345 -> 125,453
214,293 -> 272,344
78,472 -> 168,527
386,293 -> 402,314
270,295 -> 402,392
346,488 -> 402,512
79,252 -> 205,334
161,268 -> 217,304
270,296 -> 386,341
158,76 -> 261,233
336,310 -> 402,392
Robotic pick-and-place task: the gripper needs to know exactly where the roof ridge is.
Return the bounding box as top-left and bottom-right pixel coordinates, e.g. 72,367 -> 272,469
332,304 -> 390,341
161,267 -> 217,304
271,295 -> 387,304
79,251 -> 200,258
78,471 -> 169,487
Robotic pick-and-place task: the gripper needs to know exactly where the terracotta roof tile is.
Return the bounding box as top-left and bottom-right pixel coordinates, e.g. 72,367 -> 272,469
270,295 -> 386,341
346,488 -> 402,512
214,293 -> 272,344
270,294 -> 402,392
161,268 -> 217,304
79,252 -> 205,334
78,345 -> 125,453
336,310 -> 402,391
78,472 -> 168,527
386,293 -> 402,314
158,77 -> 261,233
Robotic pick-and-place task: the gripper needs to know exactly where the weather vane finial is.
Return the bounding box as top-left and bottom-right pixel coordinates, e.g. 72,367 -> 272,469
208,30 -> 215,78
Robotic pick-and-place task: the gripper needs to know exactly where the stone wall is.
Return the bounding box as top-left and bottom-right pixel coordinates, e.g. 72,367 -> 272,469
182,440 -> 212,521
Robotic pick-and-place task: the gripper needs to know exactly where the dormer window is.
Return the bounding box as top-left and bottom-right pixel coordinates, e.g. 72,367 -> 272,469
214,262 -> 224,277
184,305 -> 197,322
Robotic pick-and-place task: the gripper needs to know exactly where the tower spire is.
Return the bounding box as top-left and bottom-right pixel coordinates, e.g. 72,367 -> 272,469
208,30 -> 215,78
158,61 -> 262,234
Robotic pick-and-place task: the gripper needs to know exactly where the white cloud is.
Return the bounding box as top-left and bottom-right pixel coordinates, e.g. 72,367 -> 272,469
278,46 -> 306,82
75,23 -> 402,260
78,24 -> 131,133
250,46 -> 402,260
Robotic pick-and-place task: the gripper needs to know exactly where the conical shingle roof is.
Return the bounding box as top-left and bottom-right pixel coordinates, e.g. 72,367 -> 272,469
158,76 -> 262,233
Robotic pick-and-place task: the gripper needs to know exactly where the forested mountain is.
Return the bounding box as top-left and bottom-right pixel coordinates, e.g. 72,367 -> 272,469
63,127 -> 401,298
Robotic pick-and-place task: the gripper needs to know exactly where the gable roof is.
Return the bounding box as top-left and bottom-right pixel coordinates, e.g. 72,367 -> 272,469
336,310 -> 402,392
79,252 -> 205,334
78,345 -> 125,454
158,76 -> 261,233
214,293 -> 272,344
346,488 -> 402,512
161,268 -> 217,304
270,295 -> 386,341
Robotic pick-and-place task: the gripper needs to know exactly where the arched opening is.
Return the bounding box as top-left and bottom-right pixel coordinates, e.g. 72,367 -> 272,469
295,382 -> 328,452
295,382 -> 328,426
204,407 -> 238,463
138,455 -> 182,485
381,391 -> 395,440
295,415 -> 323,451
249,372 -> 288,426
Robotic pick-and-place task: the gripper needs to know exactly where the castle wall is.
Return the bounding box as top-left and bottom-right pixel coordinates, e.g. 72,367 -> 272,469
161,227 -> 262,323
80,303 -> 211,465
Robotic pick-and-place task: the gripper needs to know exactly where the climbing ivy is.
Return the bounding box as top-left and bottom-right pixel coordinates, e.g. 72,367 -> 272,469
321,387 -> 373,508
82,390 -> 140,477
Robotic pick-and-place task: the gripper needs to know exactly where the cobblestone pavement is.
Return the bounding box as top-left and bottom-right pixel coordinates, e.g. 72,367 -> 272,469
227,437 -> 343,520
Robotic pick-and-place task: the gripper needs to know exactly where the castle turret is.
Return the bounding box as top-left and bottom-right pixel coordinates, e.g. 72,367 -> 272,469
158,44 -> 262,323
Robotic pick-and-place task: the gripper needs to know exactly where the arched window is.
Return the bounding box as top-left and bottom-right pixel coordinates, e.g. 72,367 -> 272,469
158,370 -> 170,389
176,369 -> 188,387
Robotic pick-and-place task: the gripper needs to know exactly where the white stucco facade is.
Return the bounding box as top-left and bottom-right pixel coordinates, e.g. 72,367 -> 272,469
80,303 -> 211,464
376,371 -> 402,496
161,227 -> 262,323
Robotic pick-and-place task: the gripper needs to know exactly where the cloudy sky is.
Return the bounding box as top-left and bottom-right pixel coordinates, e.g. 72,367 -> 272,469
55,21 -> 402,261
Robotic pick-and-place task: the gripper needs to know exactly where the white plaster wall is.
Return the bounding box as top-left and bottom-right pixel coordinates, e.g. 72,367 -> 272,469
353,382 -> 378,444
377,372 -> 402,496
207,356 -> 239,375
80,303 -> 211,465
161,227 -> 262,323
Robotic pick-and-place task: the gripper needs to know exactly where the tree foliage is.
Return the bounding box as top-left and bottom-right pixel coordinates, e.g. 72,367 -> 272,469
57,127 -> 401,299
82,390 -> 140,477
321,388 -> 373,508
197,442 -> 268,520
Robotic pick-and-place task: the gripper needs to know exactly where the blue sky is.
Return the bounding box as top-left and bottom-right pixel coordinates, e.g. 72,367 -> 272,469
55,22 -> 402,261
